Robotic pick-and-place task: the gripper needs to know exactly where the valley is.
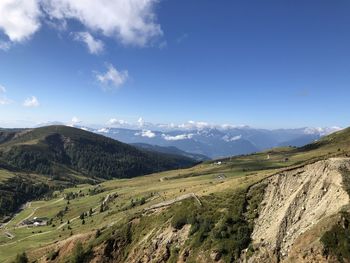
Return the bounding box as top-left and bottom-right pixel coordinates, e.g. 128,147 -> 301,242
0,154 -> 271,262
1,126 -> 350,262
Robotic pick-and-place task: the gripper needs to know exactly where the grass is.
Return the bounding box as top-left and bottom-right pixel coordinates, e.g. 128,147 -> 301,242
0,169 -> 16,182
2,127 -> 350,262
0,156 -> 276,262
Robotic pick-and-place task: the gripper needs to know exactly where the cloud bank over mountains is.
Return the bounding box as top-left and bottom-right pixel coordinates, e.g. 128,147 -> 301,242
90,122 -> 342,158
0,116 -> 342,158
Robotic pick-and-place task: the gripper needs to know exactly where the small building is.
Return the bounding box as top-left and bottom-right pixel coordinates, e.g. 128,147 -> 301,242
22,217 -> 49,227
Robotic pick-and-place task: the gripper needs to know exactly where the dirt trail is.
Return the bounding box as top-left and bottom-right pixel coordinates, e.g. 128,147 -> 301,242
4,232 -> 14,239
144,193 -> 201,211
250,158 -> 350,262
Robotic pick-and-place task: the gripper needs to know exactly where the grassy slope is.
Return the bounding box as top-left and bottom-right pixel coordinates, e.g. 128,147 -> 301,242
2,128 -> 350,262
0,125 -> 198,180
0,169 -> 16,182
0,125 -> 201,219
0,157 -> 276,262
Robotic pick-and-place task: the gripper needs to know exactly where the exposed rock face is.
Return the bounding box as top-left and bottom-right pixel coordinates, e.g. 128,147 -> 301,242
250,158 -> 350,262
125,224 -> 191,263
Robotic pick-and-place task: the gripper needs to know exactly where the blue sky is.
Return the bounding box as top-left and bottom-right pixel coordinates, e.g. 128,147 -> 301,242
0,0 -> 350,129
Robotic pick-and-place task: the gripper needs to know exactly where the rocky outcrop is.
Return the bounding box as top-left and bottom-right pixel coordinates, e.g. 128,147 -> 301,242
125,224 -> 191,263
249,158 -> 350,262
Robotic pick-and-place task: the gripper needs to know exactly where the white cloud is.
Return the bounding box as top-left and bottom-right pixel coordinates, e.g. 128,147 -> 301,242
107,118 -> 128,126
0,98 -> 12,105
178,121 -> 211,130
162,133 -> 194,141
97,127 -> 110,133
222,134 -> 242,142
0,85 -> 13,105
73,31 -> 104,54
138,117 -> 144,127
135,129 -> 156,138
96,64 -> 128,89
23,96 -> 39,107
304,127 -> 342,136
42,0 -> 162,46
0,0 -> 163,50
66,116 -> 82,127
0,0 -> 41,42
71,116 -> 81,124
221,124 -> 236,130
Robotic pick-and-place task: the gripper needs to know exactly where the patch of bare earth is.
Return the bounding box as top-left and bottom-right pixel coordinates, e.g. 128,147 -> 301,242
249,158 -> 350,262
285,213 -> 341,263
30,232 -> 92,263
127,224 -> 190,263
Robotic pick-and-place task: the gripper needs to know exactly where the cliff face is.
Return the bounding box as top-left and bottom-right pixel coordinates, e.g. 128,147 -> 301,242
249,158 -> 350,263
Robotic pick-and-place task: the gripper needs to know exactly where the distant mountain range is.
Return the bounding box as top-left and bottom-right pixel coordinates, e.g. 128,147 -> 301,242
33,122 -> 341,159
90,126 -> 341,159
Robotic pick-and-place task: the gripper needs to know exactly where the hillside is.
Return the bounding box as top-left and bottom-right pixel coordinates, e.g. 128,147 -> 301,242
0,129 -> 24,144
0,125 -> 198,180
2,127 -> 350,262
132,143 -> 210,161
0,126 -> 199,220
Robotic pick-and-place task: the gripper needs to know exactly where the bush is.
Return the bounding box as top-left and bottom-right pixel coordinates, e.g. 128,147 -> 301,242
321,212 -> 350,262
47,250 -> 59,261
140,197 -> 146,205
95,229 -> 101,238
171,213 -> 188,230
14,252 -> 28,263
71,242 -> 92,263
168,188 -> 262,262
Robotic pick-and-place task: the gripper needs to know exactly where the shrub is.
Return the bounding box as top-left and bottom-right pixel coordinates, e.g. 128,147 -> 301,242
47,250 -> 59,261
171,213 -> 188,230
70,242 -> 92,263
14,252 -> 28,263
321,212 -> 350,262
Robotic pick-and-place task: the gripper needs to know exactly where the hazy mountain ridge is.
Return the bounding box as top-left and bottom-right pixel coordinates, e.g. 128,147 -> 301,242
131,143 -> 210,161
92,126 -> 341,158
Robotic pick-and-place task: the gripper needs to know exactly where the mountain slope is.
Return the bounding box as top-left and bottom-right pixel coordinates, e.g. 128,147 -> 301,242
132,143 -> 210,161
2,126 -> 350,263
0,128 -> 24,144
0,126 -> 198,180
251,158 -> 349,262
